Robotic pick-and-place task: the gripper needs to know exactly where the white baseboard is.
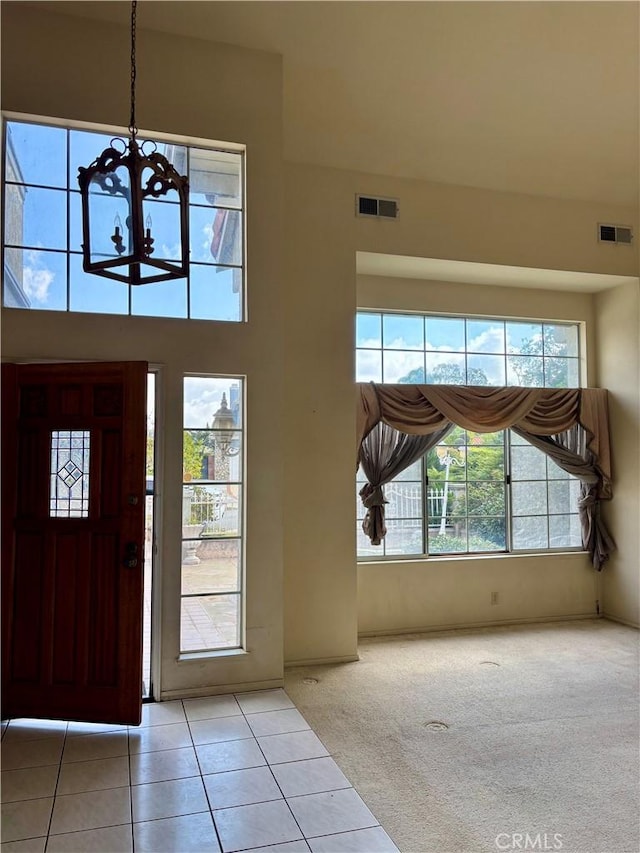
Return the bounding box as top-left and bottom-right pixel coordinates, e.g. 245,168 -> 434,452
358,612 -> 602,639
159,677 -> 283,701
285,654 -> 360,668
602,614 -> 640,630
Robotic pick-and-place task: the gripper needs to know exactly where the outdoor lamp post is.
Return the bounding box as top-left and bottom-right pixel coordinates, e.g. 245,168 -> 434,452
212,393 -> 238,457
77,1 -> 189,285
436,446 -> 465,535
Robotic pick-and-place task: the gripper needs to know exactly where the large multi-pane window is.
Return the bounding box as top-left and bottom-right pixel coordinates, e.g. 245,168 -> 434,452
2,117 -> 245,320
356,313 -> 580,386
182,376 -> 244,652
356,311 -> 583,559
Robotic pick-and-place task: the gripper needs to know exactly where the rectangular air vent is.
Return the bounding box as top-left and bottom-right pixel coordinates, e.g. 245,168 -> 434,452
356,195 -> 399,219
598,223 -> 633,244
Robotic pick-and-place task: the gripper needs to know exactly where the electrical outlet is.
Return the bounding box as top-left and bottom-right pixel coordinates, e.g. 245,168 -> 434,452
490,591 -> 499,605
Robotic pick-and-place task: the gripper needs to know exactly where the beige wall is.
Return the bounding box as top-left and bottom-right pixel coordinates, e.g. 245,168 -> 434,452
283,165 -> 359,664
595,282 -> 640,627
359,553 -> 599,636
2,6 -> 638,689
347,171 -> 638,278
1,5 -> 286,695
282,157 -> 637,658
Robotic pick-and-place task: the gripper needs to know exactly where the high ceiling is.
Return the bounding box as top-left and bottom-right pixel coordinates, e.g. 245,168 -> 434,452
30,1 -> 640,208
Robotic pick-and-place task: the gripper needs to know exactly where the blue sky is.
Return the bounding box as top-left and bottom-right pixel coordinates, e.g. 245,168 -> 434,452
4,119 -> 243,320
355,312 -> 579,385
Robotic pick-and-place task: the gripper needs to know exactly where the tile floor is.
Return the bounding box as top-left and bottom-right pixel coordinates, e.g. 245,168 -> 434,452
1,689 -> 399,853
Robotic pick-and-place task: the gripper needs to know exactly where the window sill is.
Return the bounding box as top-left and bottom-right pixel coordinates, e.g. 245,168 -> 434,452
177,648 -> 248,663
358,549 -> 588,566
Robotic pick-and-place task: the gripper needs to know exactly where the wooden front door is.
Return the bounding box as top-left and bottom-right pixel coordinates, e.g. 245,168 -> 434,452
1,361 -> 147,725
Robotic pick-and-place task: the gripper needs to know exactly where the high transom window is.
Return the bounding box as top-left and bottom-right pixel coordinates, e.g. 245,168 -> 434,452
356,313 -> 580,387
356,311 -> 583,559
2,116 -> 245,320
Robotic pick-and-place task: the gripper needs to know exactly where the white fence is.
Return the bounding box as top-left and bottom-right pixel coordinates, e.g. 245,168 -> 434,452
385,483 -> 450,519
184,487 -> 238,536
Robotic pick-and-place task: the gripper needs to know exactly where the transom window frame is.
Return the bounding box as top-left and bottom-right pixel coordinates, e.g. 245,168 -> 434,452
2,112 -> 246,322
356,311 -> 581,387
355,309 -> 585,562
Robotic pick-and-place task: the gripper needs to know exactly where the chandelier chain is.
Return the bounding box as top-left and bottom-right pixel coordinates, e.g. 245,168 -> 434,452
78,0 -> 189,286
129,0 -> 138,141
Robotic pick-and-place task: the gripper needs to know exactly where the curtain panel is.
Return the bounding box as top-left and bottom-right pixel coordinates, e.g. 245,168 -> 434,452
359,422 -> 452,545
356,383 -> 614,569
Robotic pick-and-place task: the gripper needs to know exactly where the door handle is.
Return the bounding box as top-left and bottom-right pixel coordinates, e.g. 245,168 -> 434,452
123,541 -> 138,568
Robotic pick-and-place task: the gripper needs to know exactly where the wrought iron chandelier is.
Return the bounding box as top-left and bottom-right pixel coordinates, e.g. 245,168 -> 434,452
77,1 -> 189,285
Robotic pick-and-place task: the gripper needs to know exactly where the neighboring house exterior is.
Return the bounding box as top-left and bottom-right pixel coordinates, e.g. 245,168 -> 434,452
3,124 -> 29,308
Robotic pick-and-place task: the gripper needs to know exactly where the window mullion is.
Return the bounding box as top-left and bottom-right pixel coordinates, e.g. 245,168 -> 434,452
422,455 -> 428,556
65,127 -> 71,311
506,430 -> 513,553
186,144 -> 191,319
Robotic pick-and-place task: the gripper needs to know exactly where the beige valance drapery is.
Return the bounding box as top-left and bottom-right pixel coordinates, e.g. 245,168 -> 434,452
357,383 -> 612,499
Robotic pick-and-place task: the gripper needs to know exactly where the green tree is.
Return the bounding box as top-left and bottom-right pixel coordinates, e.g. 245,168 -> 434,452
430,363 -> 489,385
396,363 -> 489,385
146,434 -> 155,476
426,430 -> 503,484
427,431 -> 506,548
511,327 -> 571,388
426,426 -> 465,483
397,367 -> 425,383
183,430 -> 205,480
191,423 -> 216,455
466,443 -> 504,480
429,531 -> 501,554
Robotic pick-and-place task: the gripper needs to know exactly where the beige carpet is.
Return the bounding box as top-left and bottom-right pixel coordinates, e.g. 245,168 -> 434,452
285,619 -> 640,853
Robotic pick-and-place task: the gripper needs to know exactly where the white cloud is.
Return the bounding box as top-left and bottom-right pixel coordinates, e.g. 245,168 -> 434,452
384,336 -> 422,351
159,242 -> 181,260
183,377 -> 240,428
356,349 -> 382,382
357,349 -> 466,383
357,336 -> 380,349
424,339 -> 465,353
202,223 -> 213,258
147,374 -> 156,427
383,350 -> 424,382
466,327 -> 504,354
23,250 -> 54,303
426,352 -> 465,368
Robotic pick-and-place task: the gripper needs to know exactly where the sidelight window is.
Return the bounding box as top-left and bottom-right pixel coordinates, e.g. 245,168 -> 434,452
180,375 -> 244,653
